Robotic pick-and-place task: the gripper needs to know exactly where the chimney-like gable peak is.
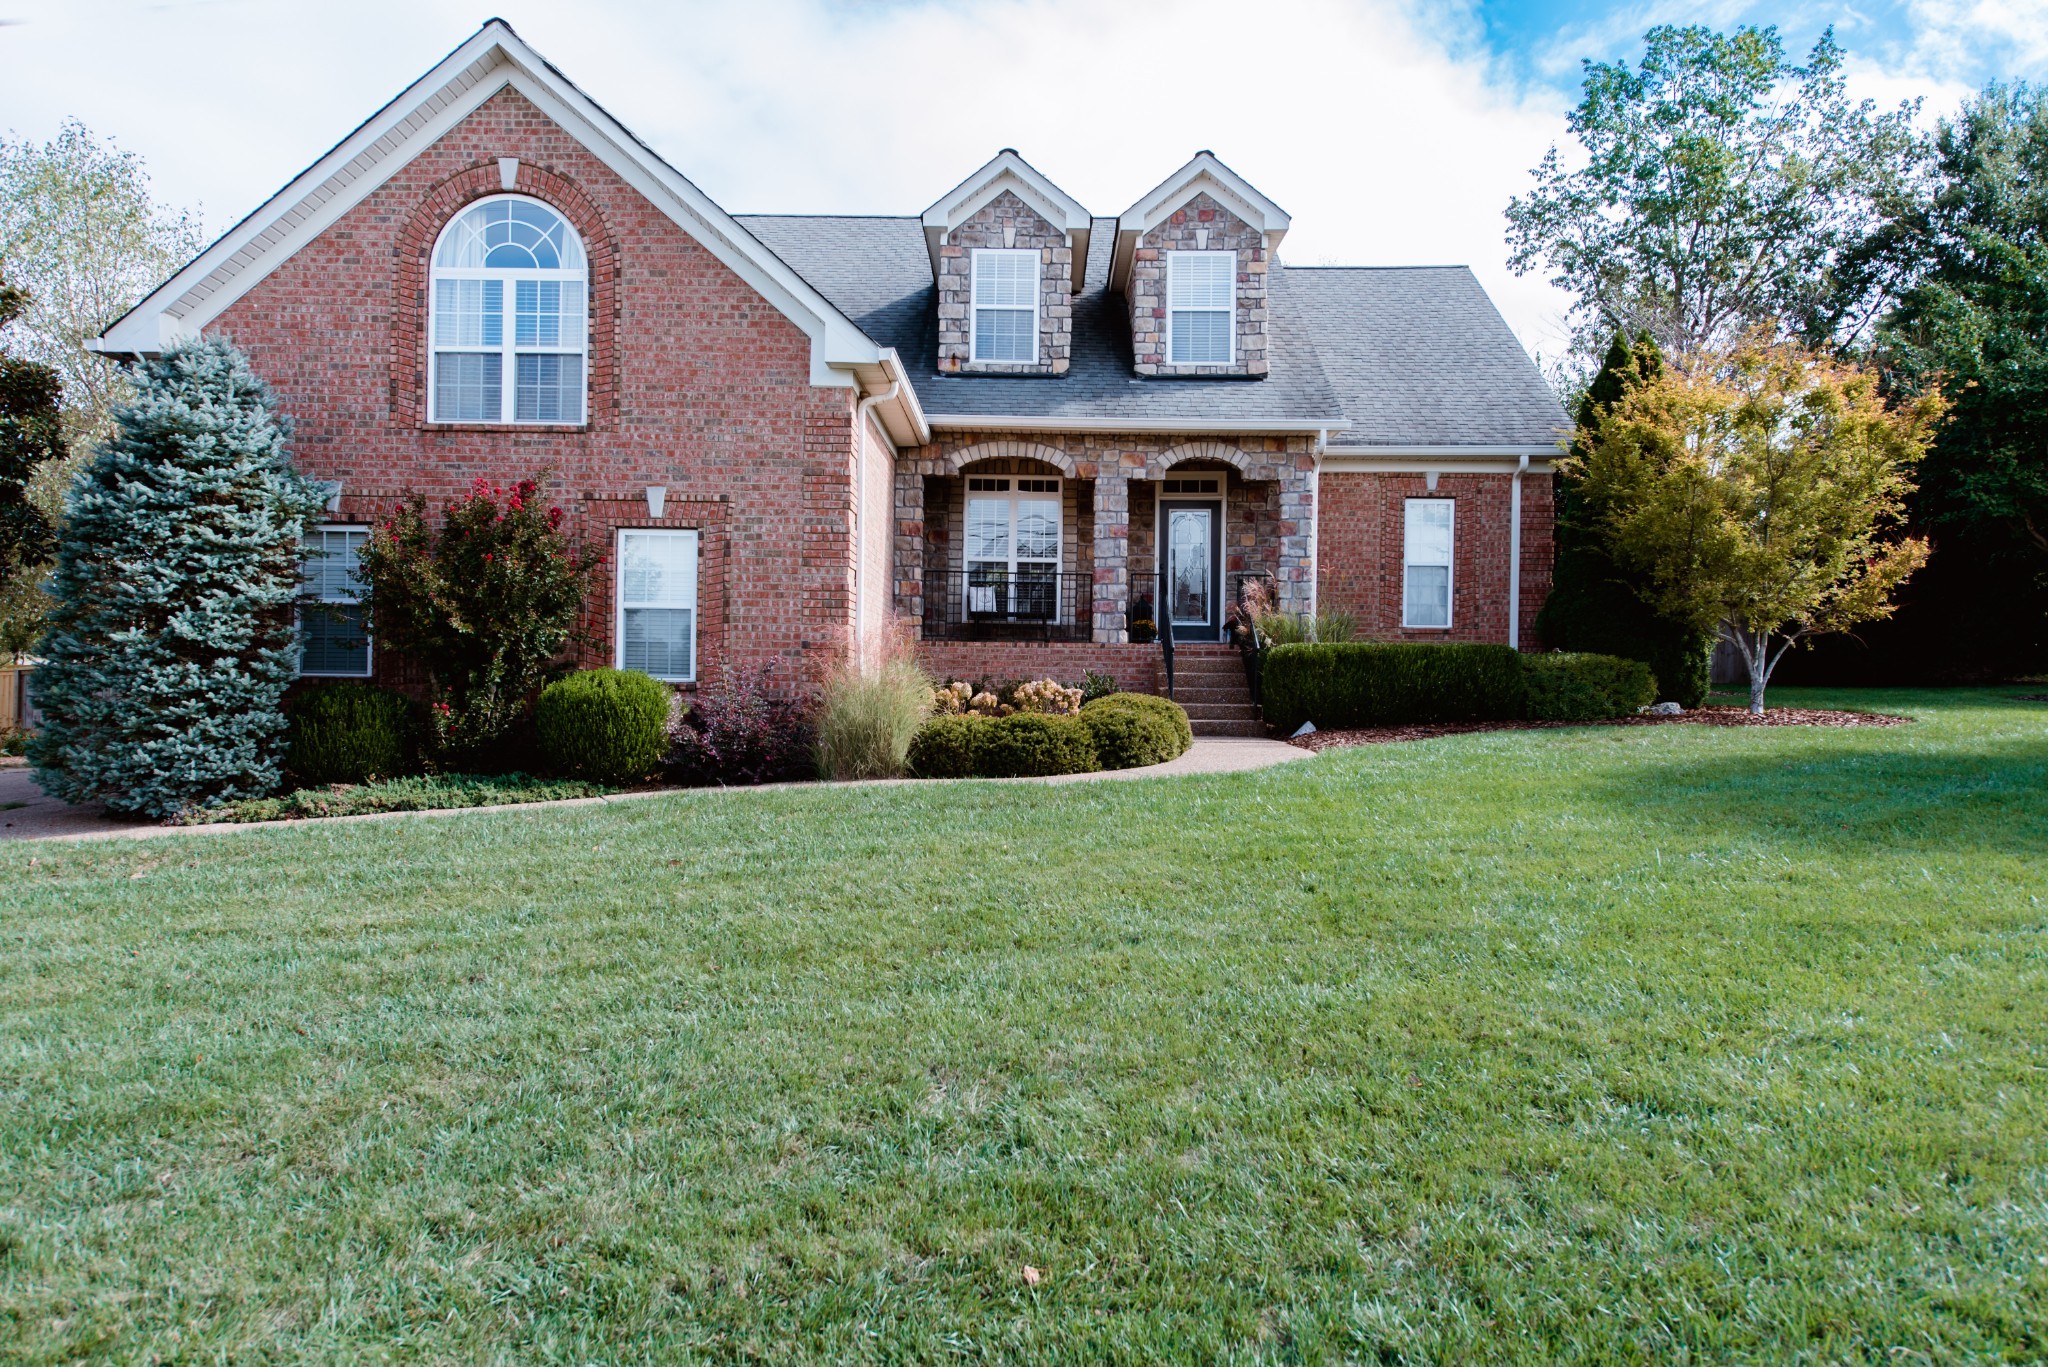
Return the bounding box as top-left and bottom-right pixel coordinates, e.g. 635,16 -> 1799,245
923,151 -> 1091,376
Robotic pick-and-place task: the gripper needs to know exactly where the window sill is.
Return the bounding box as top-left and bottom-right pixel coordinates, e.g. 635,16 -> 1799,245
419,421 -> 590,433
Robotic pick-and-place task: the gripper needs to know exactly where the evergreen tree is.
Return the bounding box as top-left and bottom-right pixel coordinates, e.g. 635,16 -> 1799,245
1537,331 -> 1716,705
28,339 -> 322,817
0,271 -> 60,603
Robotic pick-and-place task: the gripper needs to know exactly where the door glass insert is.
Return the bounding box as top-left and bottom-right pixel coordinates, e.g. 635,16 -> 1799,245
1168,506 -> 1214,626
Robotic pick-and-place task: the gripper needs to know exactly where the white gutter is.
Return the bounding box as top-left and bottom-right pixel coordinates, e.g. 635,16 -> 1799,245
1508,454 -> 1529,650
923,413 -> 1348,435
851,378 -> 901,672
1309,428 -> 1327,620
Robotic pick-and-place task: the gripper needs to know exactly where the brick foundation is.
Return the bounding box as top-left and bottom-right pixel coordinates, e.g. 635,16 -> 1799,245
917,642 -> 1163,694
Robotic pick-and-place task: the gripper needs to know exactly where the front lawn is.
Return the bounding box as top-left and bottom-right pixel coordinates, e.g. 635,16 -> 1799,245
2,688 -> 2043,1361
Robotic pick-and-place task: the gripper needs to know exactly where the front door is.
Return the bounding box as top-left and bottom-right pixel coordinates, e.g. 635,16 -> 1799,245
1162,499 -> 1223,642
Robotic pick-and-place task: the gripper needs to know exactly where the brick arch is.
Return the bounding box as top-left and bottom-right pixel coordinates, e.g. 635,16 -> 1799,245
391,161 -> 620,429
944,440 -> 1077,478
1149,440 -> 1251,480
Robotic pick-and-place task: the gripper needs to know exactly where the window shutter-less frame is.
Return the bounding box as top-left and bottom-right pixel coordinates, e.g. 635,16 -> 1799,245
616,529 -> 698,682
971,249 -> 1038,364
1167,251 -> 1235,364
299,525 -> 373,677
1403,499 -> 1454,628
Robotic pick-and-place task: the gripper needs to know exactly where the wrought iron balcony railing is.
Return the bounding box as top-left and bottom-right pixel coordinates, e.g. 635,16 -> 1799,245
924,569 -> 1091,642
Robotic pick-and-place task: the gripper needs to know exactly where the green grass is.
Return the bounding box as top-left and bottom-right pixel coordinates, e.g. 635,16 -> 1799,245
2,687 -> 2044,1362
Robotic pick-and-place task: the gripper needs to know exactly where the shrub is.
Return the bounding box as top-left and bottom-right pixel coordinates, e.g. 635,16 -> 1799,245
1523,652 -> 1658,721
354,476 -> 593,770
1262,642 -> 1527,731
669,667 -> 814,785
287,683 -> 414,785
1251,609 -> 1358,646
906,712 -> 1100,778
815,658 -> 932,780
1011,678 -> 1082,715
28,339 -> 325,818
535,668 -> 671,785
1081,669 -> 1119,703
1079,692 -> 1192,769
177,771 -> 607,825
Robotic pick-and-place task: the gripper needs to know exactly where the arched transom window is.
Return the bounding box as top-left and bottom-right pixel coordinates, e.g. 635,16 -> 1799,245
429,195 -> 588,424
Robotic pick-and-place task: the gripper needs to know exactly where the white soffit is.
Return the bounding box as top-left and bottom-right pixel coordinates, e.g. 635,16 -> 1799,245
919,149 -> 1092,281
93,19 -> 885,392
1109,151 -> 1291,291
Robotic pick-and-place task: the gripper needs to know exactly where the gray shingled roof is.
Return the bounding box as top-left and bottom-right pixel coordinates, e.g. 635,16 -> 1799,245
735,213 -> 1565,445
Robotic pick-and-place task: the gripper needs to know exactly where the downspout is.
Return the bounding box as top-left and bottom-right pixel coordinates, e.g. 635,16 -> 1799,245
1309,428 -> 1327,621
852,380 -> 900,672
1508,454 -> 1529,650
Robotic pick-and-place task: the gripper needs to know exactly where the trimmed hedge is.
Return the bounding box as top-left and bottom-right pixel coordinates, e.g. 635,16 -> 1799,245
535,668 -> 671,785
1262,642 -> 1527,731
907,712 -> 1099,778
1079,693 -> 1191,770
1523,652 -> 1658,721
285,683 -> 414,785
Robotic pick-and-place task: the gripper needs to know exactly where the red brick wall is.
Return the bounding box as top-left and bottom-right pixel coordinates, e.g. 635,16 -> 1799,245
209,86 -> 859,692
1317,470 -> 1552,649
917,643 -> 1162,694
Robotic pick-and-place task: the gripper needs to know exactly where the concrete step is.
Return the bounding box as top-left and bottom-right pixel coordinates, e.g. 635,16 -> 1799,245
1190,718 -> 1271,738
1181,702 -> 1262,722
1171,685 -> 1252,704
1169,661 -> 1246,679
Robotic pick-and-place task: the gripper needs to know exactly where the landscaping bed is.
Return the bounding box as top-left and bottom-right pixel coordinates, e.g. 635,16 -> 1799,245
1291,704 -> 1913,751
174,772 -> 616,824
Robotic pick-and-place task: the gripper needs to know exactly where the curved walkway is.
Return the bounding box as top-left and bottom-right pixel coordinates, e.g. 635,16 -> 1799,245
0,738 -> 1313,844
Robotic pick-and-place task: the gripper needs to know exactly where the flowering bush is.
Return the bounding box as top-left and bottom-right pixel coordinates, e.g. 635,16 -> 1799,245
1011,678 -> 1083,715
354,476 -> 593,769
668,666 -> 814,785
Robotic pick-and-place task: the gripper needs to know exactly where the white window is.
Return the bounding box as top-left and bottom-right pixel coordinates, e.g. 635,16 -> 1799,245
1167,251 -> 1235,364
970,249 -> 1038,364
964,476 -> 1061,619
1404,499 -> 1454,629
300,525 -> 371,677
617,529 -> 698,682
429,196 -> 588,424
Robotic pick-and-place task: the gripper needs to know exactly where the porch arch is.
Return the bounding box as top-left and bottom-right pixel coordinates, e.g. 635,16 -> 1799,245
944,440 -> 1077,478
1148,440 -> 1251,481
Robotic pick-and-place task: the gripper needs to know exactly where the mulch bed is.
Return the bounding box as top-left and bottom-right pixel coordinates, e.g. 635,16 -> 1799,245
1290,706 -> 1913,752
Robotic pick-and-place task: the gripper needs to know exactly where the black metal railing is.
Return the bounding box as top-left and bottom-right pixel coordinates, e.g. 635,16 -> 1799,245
1157,557 -> 1175,699
924,569 -> 1091,642
1227,570 -> 1278,707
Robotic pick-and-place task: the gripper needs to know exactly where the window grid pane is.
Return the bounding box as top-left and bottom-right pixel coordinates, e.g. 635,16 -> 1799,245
622,608 -> 693,678
301,603 -> 371,676
974,308 -> 1034,362
515,354 -> 584,423
433,352 -> 502,422
1169,253 -> 1235,308
1171,310 -> 1231,363
433,278 -> 502,348
973,251 -> 1037,308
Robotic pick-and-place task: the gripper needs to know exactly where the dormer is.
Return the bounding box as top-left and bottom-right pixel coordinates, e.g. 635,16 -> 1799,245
922,150 -> 1092,376
1110,152 -> 1289,378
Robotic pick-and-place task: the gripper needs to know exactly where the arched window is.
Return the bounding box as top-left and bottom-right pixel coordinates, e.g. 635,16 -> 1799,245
429,195 -> 587,424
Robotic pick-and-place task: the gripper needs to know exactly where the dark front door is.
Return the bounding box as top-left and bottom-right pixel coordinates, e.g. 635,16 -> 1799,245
1162,499 -> 1223,642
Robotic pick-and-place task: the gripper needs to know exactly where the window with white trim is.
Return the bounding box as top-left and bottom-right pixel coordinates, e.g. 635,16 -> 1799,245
970,249 -> 1039,363
964,476 -> 1061,618
429,196 -> 588,424
300,525 -> 371,677
617,529 -> 698,682
1403,499 -> 1454,629
1167,251 -> 1235,364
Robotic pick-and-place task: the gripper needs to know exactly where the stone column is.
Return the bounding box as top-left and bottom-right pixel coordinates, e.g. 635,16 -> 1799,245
894,469 -> 926,635
1274,453 -> 1317,619
1091,474 -> 1130,642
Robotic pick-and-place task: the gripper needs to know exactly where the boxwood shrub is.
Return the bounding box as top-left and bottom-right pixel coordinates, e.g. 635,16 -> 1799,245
535,668 -> 671,785
285,682 -> 415,785
1261,642 -> 1527,731
907,712 -> 1100,778
1522,652 -> 1658,721
1079,693 -> 1192,769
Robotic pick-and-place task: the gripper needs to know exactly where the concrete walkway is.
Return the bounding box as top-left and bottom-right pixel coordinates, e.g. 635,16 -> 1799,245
0,738 -> 1314,844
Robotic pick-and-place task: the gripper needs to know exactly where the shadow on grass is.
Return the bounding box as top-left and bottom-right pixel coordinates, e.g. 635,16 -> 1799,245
1585,730 -> 2048,856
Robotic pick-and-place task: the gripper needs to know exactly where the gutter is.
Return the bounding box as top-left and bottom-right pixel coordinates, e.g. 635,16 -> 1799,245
1508,454 -> 1529,650
923,413 -> 1349,436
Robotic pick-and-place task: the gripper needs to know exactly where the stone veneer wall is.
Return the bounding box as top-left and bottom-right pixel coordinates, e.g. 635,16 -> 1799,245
896,434 -> 1316,644
936,190 -> 1073,375
1127,193 -> 1267,378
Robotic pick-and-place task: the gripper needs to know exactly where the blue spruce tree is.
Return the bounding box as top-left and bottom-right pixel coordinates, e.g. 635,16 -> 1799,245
29,339 -> 322,817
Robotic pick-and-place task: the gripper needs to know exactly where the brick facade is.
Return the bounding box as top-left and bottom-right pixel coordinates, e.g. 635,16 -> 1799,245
935,190 -> 1074,375
208,86 -> 866,693
1317,471 -> 1554,649
1128,194 -> 1268,378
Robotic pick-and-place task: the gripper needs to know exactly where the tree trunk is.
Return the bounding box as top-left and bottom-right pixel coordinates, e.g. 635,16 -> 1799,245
1748,652 -> 1768,715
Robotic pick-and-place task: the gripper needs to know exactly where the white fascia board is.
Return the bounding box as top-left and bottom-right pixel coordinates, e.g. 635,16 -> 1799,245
924,413 -> 1348,435
920,151 -> 1092,279
1110,152 -> 1292,290
96,21 -> 884,390
1321,446 -> 1559,474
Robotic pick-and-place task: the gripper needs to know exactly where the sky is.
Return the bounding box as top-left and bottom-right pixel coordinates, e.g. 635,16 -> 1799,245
1,0 -> 2042,366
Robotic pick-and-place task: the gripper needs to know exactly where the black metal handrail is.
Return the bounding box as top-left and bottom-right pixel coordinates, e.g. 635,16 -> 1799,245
924,569 -> 1091,642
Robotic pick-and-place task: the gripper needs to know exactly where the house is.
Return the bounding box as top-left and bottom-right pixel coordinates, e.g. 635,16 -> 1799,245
96,20 -> 1566,735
